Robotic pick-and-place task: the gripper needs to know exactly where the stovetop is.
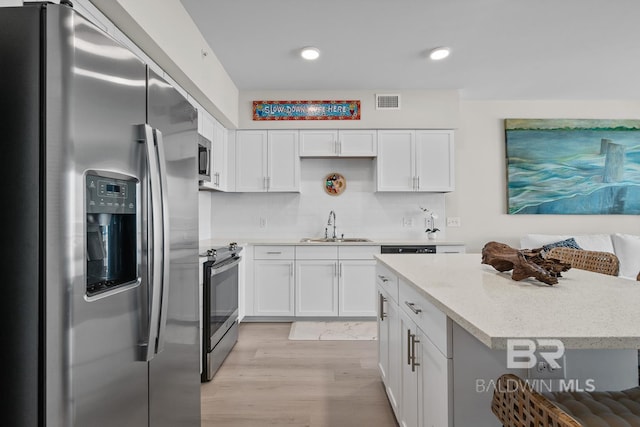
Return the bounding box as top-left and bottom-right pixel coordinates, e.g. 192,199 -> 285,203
200,242 -> 241,263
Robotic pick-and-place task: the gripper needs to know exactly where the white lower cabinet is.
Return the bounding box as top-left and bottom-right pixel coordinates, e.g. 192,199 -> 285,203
419,328 -> 452,427
400,311 -> 452,427
251,245 -> 380,318
254,260 -> 295,316
339,260 -> 377,316
401,310 -> 420,427
296,245 -> 379,317
377,283 -> 401,418
378,288 -> 390,382
253,246 -> 295,316
295,260 -> 338,316
377,263 -> 452,427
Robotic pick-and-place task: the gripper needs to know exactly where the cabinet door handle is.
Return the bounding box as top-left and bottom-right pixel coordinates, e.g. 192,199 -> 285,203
379,293 -> 387,321
417,176 -> 420,190
334,140 -> 338,155
266,251 -> 282,255
405,301 -> 422,314
377,274 -> 389,283
407,329 -> 412,366
338,141 -> 342,155
411,333 -> 421,372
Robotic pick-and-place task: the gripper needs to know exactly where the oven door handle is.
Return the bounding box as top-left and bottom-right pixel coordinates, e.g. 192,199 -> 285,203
210,257 -> 242,277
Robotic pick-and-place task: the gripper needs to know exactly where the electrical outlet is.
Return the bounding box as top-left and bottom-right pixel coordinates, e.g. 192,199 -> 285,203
402,217 -> 414,227
259,217 -> 267,228
446,217 -> 461,227
528,355 -> 566,379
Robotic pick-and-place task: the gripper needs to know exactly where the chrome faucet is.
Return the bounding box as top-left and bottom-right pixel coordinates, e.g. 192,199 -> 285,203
327,210 -> 337,239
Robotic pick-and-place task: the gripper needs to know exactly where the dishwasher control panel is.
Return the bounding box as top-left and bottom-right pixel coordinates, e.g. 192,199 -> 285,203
380,245 -> 436,254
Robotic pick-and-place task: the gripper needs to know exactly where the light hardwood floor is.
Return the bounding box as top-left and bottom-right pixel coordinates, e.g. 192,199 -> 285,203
201,322 -> 398,427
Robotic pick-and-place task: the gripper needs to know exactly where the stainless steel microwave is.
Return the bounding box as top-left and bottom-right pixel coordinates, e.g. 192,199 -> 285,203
198,135 -> 211,182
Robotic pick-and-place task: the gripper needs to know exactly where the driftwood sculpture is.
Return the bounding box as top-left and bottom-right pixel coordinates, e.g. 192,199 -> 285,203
481,241 -> 571,285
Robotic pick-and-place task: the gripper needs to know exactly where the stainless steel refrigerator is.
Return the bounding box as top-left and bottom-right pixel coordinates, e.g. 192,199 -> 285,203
0,3 -> 200,426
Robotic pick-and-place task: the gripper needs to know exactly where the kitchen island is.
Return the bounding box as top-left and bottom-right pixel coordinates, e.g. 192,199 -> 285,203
375,253 -> 640,427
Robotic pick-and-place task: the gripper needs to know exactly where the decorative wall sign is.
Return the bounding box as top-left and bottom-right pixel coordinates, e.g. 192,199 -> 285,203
324,173 -> 346,196
253,100 -> 360,121
505,119 -> 640,215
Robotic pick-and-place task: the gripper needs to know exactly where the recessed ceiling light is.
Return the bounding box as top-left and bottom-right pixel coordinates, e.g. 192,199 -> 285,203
301,47 -> 320,60
429,47 -> 451,61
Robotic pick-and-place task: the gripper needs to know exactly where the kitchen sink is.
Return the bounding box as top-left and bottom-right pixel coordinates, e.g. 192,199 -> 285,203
299,237 -> 373,243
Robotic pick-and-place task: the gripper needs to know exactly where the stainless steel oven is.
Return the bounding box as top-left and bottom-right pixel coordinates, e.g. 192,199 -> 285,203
201,243 -> 242,382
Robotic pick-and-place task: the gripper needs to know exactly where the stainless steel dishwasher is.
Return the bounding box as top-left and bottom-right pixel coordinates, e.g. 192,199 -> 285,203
380,245 -> 437,254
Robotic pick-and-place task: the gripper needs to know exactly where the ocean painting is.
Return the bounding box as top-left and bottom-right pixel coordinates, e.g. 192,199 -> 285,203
505,119 -> 640,215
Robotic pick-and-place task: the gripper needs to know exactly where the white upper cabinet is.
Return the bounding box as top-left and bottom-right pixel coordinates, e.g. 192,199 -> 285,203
199,109 -> 214,141
235,130 -> 300,192
377,130 -> 454,192
235,130 -> 267,192
198,109 -> 228,191
376,130 -> 415,192
414,130 -> 455,192
300,129 -> 377,157
299,130 -> 337,157
267,130 -> 300,192
211,120 -> 228,190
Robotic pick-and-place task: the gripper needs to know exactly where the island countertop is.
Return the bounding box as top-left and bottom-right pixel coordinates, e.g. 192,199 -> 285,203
375,253 -> 640,350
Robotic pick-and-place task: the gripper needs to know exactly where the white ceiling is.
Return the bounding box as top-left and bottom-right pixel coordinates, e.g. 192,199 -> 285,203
180,0 -> 640,100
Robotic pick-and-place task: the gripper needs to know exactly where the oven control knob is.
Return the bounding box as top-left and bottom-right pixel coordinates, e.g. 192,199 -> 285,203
207,249 -> 217,257
229,242 -> 238,251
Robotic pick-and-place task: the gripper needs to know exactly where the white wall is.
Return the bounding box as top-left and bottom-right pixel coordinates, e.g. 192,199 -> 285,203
239,90 -> 460,129
446,100 -> 640,253
207,158 -> 446,241
89,0 -> 239,128
206,99 -> 639,250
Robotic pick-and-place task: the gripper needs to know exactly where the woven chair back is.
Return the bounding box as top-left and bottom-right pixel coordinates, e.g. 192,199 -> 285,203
492,374 -> 582,427
547,247 -> 619,276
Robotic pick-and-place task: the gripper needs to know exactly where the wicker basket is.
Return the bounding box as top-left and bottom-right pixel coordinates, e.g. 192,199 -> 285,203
546,247 -> 619,276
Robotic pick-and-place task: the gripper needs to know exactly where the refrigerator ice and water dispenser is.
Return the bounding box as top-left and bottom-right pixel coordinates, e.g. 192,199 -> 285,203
85,174 -> 138,297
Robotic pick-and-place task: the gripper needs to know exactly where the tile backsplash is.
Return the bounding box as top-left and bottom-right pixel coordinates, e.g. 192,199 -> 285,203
200,158 -> 446,240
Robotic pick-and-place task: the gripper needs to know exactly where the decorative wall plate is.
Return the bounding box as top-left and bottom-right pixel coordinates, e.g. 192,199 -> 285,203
324,172 -> 346,196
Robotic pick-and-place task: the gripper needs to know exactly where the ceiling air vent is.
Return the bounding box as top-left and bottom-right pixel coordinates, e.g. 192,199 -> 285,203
376,94 -> 400,110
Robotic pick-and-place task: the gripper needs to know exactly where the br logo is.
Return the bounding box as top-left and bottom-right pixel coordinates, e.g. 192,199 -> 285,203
507,339 -> 565,369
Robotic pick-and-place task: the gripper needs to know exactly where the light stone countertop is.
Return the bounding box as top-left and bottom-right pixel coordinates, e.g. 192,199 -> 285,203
199,238 -> 464,252
375,253 -> 640,350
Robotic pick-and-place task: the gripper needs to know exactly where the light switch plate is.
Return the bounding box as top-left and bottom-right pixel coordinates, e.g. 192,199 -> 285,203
446,217 -> 461,227
527,355 -> 566,379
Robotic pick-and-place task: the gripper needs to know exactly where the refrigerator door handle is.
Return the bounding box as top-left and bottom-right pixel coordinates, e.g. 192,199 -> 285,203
138,124 -> 164,362
153,128 -> 170,354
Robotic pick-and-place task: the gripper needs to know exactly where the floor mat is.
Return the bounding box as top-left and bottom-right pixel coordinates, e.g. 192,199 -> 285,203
288,321 -> 377,341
